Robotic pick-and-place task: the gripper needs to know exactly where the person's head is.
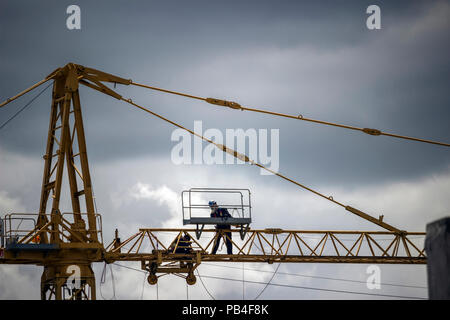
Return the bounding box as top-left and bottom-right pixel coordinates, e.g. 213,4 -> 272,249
208,200 -> 218,211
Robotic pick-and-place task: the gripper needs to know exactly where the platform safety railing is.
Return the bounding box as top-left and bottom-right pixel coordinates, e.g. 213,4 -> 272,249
1,212 -> 103,247
181,188 -> 252,239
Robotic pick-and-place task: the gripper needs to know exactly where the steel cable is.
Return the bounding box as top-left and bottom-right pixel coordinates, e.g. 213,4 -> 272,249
130,81 -> 450,147
119,95 -> 399,232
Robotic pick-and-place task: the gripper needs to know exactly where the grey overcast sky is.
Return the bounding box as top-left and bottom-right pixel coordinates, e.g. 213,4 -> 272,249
0,0 -> 449,300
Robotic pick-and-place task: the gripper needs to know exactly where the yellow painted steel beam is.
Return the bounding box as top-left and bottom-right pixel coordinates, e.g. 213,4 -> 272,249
102,228 -> 426,267
105,253 -> 426,265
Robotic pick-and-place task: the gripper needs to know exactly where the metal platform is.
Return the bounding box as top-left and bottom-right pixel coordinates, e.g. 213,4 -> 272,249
183,217 -> 252,225
181,188 -> 252,239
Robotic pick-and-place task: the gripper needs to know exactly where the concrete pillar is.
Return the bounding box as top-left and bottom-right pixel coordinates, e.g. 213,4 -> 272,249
425,217 -> 450,300
0,218 -> 4,248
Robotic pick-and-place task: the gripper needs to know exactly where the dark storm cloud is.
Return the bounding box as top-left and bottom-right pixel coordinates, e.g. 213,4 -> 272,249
2,1 -> 447,301
0,0 -> 449,189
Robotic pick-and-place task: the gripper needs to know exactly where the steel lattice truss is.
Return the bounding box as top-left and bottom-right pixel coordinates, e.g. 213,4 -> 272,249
105,228 -> 426,265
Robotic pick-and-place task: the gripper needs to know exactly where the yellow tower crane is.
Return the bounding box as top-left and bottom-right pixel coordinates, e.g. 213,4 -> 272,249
1,63 -> 446,300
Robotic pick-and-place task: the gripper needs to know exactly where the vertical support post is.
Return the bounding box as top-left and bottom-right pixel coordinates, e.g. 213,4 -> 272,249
38,79 -> 63,244
425,217 -> 450,300
71,89 -> 98,242
64,106 -> 82,224
113,228 -> 121,252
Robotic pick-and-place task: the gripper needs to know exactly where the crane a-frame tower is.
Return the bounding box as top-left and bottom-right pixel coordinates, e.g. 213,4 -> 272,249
1,63 -> 443,299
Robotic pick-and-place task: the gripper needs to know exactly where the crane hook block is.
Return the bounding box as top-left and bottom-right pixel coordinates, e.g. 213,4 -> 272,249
206,98 -> 242,110
362,128 -> 382,136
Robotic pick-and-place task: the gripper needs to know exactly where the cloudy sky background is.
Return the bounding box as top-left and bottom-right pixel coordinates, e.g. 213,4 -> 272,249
0,0 -> 449,299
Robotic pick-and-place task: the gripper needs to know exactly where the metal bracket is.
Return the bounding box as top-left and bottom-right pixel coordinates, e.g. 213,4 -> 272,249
195,224 -> 205,240
239,224 -> 250,240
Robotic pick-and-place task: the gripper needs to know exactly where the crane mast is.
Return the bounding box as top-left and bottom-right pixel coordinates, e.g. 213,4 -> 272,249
0,63 -> 130,299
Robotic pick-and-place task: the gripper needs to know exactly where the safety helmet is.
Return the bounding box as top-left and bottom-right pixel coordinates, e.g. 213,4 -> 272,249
208,201 -> 217,207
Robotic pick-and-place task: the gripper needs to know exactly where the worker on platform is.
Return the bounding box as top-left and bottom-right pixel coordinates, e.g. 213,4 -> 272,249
209,201 -> 233,255
169,233 -> 193,254
177,234 -> 193,254
31,234 -> 40,244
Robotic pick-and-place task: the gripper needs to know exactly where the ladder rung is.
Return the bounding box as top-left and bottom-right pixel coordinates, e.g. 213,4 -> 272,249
43,153 -> 59,160
74,190 -> 85,197
45,181 -> 56,190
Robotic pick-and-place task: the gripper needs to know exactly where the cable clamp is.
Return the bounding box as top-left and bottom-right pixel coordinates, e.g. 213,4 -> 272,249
363,128 -> 381,136
206,98 -> 242,110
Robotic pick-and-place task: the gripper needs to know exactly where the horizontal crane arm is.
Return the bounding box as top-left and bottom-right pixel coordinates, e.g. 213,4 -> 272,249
103,228 -> 426,265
